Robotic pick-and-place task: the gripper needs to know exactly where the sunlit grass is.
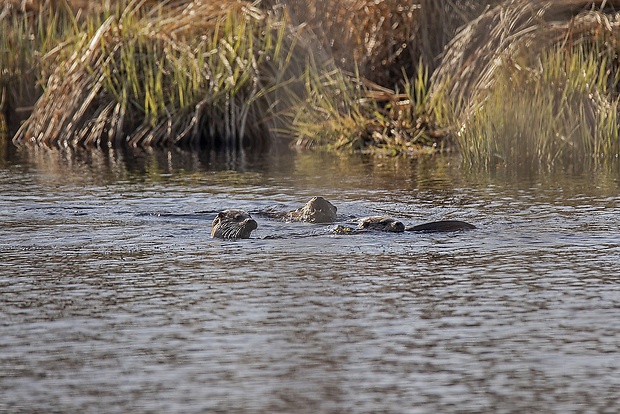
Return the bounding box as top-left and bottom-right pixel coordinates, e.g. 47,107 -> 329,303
12,0 -> 311,148
456,44 -> 620,167
432,1 -> 620,166
4,0 -> 620,166
289,62 -> 449,155
0,2 -> 80,132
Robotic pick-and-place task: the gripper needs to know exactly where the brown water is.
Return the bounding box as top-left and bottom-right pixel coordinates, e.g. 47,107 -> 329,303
1,143 -> 620,413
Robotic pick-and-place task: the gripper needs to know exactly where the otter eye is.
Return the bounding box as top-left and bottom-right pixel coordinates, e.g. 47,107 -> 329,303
234,214 -> 241,220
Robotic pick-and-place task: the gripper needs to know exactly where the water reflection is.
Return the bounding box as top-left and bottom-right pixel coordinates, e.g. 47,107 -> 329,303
1,144 -> 620,413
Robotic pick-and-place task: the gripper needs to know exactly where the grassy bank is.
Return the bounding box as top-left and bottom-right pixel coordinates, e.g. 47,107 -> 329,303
7,0 -> 321,148
288,62 -> 451,156
433,0 -> 620,167
0,1 -> 77,133
287,0 -> 620,164
2,0 -> 620,166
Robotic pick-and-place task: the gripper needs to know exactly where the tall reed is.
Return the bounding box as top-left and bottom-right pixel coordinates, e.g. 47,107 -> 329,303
13,0 -> 315,148
433,0 -> 620,166
0,1 -> 81,133
457,45 -> 620,167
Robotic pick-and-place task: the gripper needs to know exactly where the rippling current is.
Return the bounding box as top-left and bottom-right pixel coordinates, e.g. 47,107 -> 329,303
1,143 -> 619,413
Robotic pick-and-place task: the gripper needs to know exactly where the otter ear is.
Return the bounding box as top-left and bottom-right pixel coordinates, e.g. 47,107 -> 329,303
217,211 -> 226,218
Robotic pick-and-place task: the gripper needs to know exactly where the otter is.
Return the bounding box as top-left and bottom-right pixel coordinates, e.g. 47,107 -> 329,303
211,198 -> 475,238
260,196 -> 338,223
406,220 -> 476,232
358,216 -> 406,232
336,217 -> 475,234
211,209 -> 258,239
294,196 -> 337,223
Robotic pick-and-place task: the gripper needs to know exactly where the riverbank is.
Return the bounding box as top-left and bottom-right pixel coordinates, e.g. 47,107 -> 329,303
1,0 -> 619,166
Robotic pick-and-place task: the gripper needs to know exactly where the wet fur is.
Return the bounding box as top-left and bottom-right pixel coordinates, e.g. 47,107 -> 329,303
358,216 -> 405,232
294,196 -> 337,223
211,209 -> 258,239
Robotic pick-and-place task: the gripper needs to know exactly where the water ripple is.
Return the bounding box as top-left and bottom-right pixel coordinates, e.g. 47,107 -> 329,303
1,149 -> 620,413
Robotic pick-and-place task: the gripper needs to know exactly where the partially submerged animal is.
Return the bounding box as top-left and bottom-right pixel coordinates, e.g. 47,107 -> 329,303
211,198 -> 475,239
211,209 -> 258,239
406,220 -> 476,232
335,217 -> 475,234
259,196 -> 338,223
295,196 -> 338,223
358,216 -> 406,232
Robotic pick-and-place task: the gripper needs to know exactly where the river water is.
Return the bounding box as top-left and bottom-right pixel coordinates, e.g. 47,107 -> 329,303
1,142 -> 619,413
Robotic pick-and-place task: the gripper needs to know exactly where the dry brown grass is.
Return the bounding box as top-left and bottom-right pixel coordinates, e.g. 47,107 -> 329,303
432,0 -> 620,117
12,0 -> 321,148
6,0 -> 620,162
262,0 -> 496,87
431,0 -> 620,165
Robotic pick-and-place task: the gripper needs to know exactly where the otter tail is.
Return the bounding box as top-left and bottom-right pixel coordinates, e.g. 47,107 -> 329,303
406,220 -> 476,233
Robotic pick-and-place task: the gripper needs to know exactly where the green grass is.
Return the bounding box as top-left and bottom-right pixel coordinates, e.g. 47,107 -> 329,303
12,0 -> 311,147
0,3 -> 79,131
3,0 -> 620,167
456,44 -> 620,167
289,62 -> 449,156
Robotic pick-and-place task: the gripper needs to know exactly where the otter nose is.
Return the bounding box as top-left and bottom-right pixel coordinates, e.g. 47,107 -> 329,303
244,218 -> 258,231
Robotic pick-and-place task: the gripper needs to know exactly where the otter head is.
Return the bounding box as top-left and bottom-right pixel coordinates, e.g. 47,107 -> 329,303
211,209 -> 258,239
298,196 -> 337,223
359,216 -> 405,233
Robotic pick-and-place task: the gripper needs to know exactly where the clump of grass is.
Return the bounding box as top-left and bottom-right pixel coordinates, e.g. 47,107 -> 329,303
432,0 -> 620,166
264,0 -> 489,88
0,1 -> 83,134
289,61 -> 450,155
457,45 -> 620,167
276,0 -> 497,155
13,0 -> 314,148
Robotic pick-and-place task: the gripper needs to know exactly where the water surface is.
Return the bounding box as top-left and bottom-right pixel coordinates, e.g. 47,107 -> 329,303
1,144 -> 619,413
